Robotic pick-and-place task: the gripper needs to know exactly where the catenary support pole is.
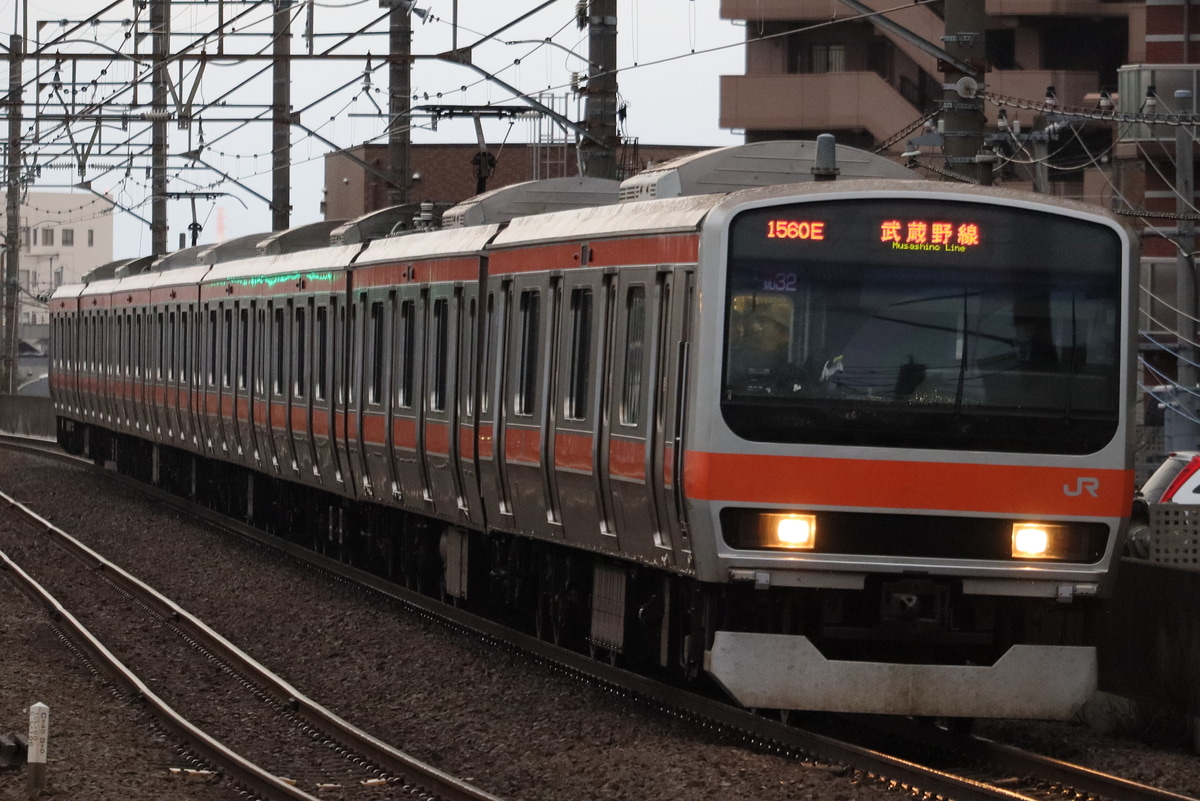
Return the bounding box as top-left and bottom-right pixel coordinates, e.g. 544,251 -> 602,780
272,0 -> 292,231
579,0 -> 618,179
3,33 -> 22,394
150,0 -> 169,255
1173,89 -> 1200,449
941,0 -> 988,185
387,0 -> 411,207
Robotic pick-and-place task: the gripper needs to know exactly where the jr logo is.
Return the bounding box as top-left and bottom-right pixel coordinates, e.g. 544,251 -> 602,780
1063,477 -> 1100,498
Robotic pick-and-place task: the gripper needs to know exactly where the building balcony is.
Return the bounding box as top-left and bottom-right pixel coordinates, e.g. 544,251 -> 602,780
720,0 -> 1130,20
719,70 -> 1102,145
719,72 -> 919,141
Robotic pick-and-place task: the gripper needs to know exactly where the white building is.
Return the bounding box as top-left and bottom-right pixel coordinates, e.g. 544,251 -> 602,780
3,190 -> 115,326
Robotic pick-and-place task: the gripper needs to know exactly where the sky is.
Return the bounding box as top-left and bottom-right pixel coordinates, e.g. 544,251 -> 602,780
6,0 -> 748,260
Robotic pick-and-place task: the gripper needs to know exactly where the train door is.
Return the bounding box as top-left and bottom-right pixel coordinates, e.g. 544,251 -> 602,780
423,284 -> 467,522
345,293 -> 367,494
164,308 -> 178,442
233,303 -> 253,461
210,304 -> 224,454
290,297 -> 319,482
268,301 -> 294,474
652,267 -> 695,566
187,305 -> 205,452
500,276 -> 557,538
216,303 -> 235,458
311,297 -> 341,490
251,304 -> 276,470
115,310 -> 130,431
84,311 -> 98,424
476,285 -> 511,525
455,285 -> 485,527
178,307 -> 193,447
548,274 -> 609,552
198,304 -> 217,454
331,299 -> 356,495
134,309 -> 148,437
598,267 -> 675,563
150,308 -> 164,440
132,309 -> 144,434
359,290 -> 393,500
390,288 -> 428,509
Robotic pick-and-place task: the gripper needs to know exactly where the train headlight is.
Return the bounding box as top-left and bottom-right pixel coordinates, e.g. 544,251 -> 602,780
1011,523 -> 1069,559
764,513 -> 817,550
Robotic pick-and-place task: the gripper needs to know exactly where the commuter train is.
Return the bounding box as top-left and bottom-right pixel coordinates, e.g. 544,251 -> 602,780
48,142 -> 1138,719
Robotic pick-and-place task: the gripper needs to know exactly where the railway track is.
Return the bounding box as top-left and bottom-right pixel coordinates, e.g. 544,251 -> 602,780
1,435 -> 1197,801
0,480 -> 505,801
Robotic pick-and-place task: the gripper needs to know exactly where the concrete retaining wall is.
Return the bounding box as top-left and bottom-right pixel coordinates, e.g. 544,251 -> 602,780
0,395 -> 55,439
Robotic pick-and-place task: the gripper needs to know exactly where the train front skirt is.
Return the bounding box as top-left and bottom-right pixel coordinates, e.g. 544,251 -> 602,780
705,633 -> 1097,719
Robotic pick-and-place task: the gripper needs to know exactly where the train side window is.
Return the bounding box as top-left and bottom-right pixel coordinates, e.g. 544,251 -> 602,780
238,308 -> 249,390
181,311 -> 190,383
223,308 -> 233,388
315,306 -> 328,402
157,312 -> 165,379
464,297 -> 477,418
566,287 -> 593,420
295,304 -> 307,399
480,293 -> 495,415
431,297 -> 449,412
368,301 -> 384,405
516,290 -> 540,417
273,307 -> 285,396
206,308 -> 216,386
621,285 -> 646,427
397,299 -> 415,408
135,313 -> 143,378
255,309 -> 266,396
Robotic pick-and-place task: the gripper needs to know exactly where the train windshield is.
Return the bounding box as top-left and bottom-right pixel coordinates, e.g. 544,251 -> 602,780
722,197 -> 1125,454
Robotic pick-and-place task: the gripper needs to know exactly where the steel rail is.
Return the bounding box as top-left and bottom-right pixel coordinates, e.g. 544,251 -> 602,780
0,482 -> 506,801
0,507 -> 318,801
2,434 -> 1196,801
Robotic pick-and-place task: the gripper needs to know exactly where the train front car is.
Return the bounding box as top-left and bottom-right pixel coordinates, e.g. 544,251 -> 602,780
687,181 -> 1136,720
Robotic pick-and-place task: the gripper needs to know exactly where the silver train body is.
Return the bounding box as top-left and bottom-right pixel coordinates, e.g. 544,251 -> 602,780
49,163 -> 1138,719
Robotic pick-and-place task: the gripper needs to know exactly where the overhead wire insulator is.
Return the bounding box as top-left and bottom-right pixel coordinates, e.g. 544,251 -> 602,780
575,0 -> 588,30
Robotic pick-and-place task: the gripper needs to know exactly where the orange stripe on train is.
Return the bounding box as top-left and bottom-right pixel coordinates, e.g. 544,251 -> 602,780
683,452 -> 1133,517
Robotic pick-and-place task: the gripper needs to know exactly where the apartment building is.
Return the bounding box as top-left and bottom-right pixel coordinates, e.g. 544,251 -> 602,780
3,190 -> 115,326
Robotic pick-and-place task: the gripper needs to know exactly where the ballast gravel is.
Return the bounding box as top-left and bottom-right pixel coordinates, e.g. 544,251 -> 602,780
1,450 -> 1198,801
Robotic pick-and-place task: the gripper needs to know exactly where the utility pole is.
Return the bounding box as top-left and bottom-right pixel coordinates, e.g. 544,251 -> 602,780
579,0 -> 618,180
4,34 -> 22,394
941,0 -> 988,184
273,0 -> 292,231
151,0 -> 169,255
1172,88 -> 1200,449
386,0 -> 412,207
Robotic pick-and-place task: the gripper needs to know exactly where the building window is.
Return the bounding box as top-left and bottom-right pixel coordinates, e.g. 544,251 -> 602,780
41,228 -> 54,246
19,227 -> 29,248
62,228 -> 74,246
811,44 -> 845,74
87,229 -> 94,247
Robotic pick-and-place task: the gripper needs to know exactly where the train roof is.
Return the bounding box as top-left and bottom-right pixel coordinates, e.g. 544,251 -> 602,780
441,177 -> 621,228
617,139 -> 916,201
357,224 -> 502,264
490,193 -> 720,248
203,243 -> 362,284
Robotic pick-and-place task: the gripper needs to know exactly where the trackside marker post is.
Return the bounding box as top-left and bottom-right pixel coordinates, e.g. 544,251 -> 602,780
26,702 -> 48,798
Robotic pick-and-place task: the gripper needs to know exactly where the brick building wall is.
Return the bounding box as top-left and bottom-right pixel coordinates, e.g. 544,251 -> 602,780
323,142 -> 708,221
